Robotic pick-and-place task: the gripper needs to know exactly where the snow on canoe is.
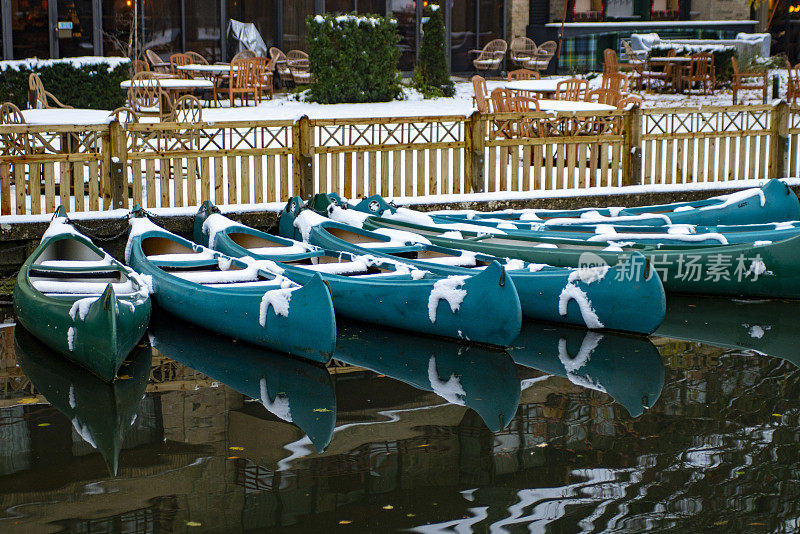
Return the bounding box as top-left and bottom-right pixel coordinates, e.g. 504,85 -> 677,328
13,207 -> 152,382
125,208 -> 336,363
194,202 -> 522,348
279,196 -> 666,335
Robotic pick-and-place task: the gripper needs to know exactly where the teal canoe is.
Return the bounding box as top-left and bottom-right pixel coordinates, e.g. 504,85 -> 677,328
279,197 -> 666,335
15,326 -> 153,476
125,208 -> 336,363
195,202 -> 522,348
365,179 -> 798,227
13,208 -> 152,382
333,319 -> 520,432
322,201 -> 800,299
148,310 -> 336,452
655,295 -> 800,369
508,322 -> 664,418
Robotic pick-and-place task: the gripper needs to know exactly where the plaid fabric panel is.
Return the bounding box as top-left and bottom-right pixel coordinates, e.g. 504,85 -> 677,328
559,34 -> 598,72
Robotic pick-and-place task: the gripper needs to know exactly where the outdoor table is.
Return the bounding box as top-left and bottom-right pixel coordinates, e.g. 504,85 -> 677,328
505,79 -> 567,96
177,64 -> 237,74
646,56 -> 692,91
120,79 -> 215,91
536,100 -> 616,112
22,109 -> 112,126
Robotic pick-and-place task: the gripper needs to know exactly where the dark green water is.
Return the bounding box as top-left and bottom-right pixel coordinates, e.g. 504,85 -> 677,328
1,296 -> 800,533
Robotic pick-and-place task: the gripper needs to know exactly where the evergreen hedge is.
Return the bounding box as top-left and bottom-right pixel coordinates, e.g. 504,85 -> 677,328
0,61 -> 130,110
306,13 -> 402,104
412,5 -> 455,98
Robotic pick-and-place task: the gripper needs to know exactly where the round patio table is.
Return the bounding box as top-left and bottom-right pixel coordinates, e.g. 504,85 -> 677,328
177,64 -> 237,74
22,108 -> 113,126
120,79 -> 214,90
505,79 -> 568,94
536,100 -> 616,112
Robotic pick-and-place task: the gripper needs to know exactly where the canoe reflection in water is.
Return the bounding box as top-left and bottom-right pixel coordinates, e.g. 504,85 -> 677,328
14,327 -> 153,476
509,321 -> 665,417
147,311 -> 337,453
656,295 -> 800,368
333,320 -> 521,433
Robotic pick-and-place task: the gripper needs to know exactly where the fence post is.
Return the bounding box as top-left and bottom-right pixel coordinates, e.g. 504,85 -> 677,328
294,115 -> 314,200
621,104 -> 642,186
108,120 -> 127,209
769,101 -> 789,180
465,111 -> 485,193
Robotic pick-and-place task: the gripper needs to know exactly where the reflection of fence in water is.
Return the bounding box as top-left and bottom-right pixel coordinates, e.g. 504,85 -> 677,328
1,104 -> 798,217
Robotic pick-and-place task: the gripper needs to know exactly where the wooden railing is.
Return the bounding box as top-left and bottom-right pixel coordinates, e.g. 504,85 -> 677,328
0,103 -> 797,216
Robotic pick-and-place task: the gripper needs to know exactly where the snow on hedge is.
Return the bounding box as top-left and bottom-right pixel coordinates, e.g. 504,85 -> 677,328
0,56 -> 130,72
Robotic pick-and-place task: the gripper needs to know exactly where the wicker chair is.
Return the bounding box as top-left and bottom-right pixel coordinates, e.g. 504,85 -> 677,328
509,37 -> 537,68
508,69 -> 540,82
145,49 -> 171,74
127,72 -> 171,120
679,53 -> 715,95
231,49 -> 257,62
0,102 -> 29,155
471,39 -> 507,75
0,102 -> 24,124
29,73 -> 72,109
130,59 -> 150,77
269,47 -> 293,86
526,40 -> 556,72
169,95 -> 203,122
108,106 -> 139,124
789,63 -> 800,104
555,78 -> 589,101
185,51 -> 209,65
472,75 -> 490,113
731,57 -> 767,104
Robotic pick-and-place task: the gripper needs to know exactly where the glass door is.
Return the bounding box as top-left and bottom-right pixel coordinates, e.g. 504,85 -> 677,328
56,0 -> 94,57
11,0 -> 51,58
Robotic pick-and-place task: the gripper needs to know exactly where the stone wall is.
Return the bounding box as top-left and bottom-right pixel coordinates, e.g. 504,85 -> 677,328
509,0 -> 531,40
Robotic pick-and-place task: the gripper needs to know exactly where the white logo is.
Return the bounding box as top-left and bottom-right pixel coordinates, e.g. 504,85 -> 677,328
368,200 -> 380,212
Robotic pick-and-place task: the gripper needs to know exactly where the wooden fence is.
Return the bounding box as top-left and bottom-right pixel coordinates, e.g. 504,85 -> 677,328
0,103 -> 797,216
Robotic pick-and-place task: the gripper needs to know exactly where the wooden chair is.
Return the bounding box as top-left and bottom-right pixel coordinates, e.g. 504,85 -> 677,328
231,50 -> 257,62
170,53 -> 193,79
251,57 -> 273,101
130,59 -> 150,77
489,88 -> 516,139
586,88 -> 623,107
603,48 -> 619,74
127,73 -> 171,120
602,72 -> 629,93
29,73 -> 72,109
555,78 -> 589,101
731,57 -> 767,104
0,102 -> 24,124
472,75 -> 490,113
680,53 -> 715,95
789,63 -> 800,104
509,37 -> 537,68
526,41 -> 556,72
214,58 -> 257,107
0,102 -> 31,156
511,95 -> 545,138
642,49 -> 677,91
470,39 -> 507,75
108,106 -> 139,124
185,51 -> 208,65
508,69 -> 539,81
169,95 -> 203,123
145,49 -> 171,74
269,47 -> 293,87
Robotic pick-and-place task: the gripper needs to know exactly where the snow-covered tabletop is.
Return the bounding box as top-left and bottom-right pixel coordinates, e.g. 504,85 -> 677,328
120,79 -> 214,89
22,108 -> 112,126
536,100 -> 617,112
505,79 -> 568,93
177,64 -> 237,73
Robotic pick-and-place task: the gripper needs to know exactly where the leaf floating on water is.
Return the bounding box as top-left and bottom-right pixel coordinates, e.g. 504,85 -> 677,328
229,446 -> 244,450
406,514 -> 416,518
735,471 -> 744,475
382,505 -> 394,510
18,398 -> 38,404
536,443 -> 548,448
772,413 -> 783,417
37,423 -> 50,427
117,375 -> 132,380
417,444 -> 431,448
186,521 -> 202,527
714,521 -> 728,526
313,408 -> 332,412
339,520 -> 352,525
227,456 -> 240,460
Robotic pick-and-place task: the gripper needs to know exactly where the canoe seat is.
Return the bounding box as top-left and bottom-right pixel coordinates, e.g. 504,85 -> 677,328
29,268 -> 122,280
303,262 -> 370,275
32,279 -> 136,295
171,269 -> 264,284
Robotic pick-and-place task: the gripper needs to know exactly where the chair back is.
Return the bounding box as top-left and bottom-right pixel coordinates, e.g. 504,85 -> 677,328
731,56 -> 741,76
108,106 -> 139,124
603,48 -> 619,74
185,51 -> 208,65
28,73 -> 47,108
508,69 -> 539,81
586,88 -> 622,106
602,72 -> 629,93
477,39 -> 507,62
251,57 -> 269,85
621,40 -> 640,62
509,37 -> 536,65
690,53 -> 712,78
529,41 -> 556,71
0,102 -> 24,124
232,49 -> 257,62
269,47 -> 292,77
472,75 -> 489,113
230,58 -> 254,90
130,59 -> 150,77
145,49 -> 168,71
170,53 -> 192,78
286,50 -> 309,62
127,72 -> 164,115
171,95 -> 203,123
555,78 -> 589,101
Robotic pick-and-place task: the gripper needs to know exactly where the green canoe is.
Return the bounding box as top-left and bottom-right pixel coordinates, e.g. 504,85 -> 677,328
15,326 -> 153,476
349,211 -> 800,299
13,208 -> 152,382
